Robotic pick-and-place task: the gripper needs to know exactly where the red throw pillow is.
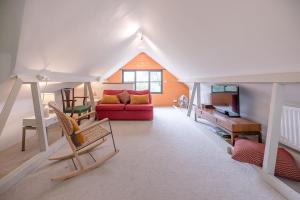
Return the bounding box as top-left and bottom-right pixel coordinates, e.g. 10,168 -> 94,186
232,139 -> 265,166
275,149 -> 300,181
232,139 -> 300,181
117,90 -> 130,104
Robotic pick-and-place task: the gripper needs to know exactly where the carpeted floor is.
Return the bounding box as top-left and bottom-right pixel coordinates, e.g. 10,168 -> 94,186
0,125 -> 63,178
0,107 -> 286,200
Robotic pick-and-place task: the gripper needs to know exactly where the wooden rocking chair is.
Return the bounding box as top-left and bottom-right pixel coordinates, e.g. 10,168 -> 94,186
48,102 -> 119,181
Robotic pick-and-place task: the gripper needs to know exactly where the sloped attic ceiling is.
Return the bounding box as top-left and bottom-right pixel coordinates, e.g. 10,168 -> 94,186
10,0 -> 300,82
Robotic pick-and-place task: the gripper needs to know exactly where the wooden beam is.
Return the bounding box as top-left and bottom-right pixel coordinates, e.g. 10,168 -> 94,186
180,72 -> 300,83
86,82 -> 95,110
0,78 -> 22,136
84,82 -> 88,97
263,83 -> 284,174
187,82 -> 199,116
196,83 -> 201,107
17,70 -> 98,83
30,82 -> 48,151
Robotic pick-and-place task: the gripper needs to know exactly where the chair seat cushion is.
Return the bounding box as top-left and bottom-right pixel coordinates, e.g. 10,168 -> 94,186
232,139 -> 300,181
125,104 -> 153,111
65,105 -> 91,113
96,104 -> 125,111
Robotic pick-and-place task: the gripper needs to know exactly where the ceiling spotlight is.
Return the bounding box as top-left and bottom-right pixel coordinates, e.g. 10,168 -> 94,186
95,76 -> 101,82
36,74 -> 49,81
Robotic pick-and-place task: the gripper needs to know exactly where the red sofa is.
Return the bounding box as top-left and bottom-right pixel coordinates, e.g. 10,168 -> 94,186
96,90 -> 153,120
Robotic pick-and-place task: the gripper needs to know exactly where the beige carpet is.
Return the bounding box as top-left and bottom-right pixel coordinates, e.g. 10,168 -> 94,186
0,108 -> 286,200
0,125 -> 63,178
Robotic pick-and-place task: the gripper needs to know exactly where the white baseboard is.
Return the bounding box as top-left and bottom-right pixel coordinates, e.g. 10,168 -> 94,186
257,167 -> 300,200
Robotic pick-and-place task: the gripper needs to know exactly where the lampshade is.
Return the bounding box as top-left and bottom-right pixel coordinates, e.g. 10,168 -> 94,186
42,93 -> 55,104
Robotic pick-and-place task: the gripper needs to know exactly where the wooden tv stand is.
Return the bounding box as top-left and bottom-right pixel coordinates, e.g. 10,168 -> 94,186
195,108 -> 262,145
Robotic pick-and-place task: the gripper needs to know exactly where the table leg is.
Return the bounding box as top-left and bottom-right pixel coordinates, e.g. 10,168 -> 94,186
258,133 -> 262,143
22,127 -> 26,151
231,133 -> 236,146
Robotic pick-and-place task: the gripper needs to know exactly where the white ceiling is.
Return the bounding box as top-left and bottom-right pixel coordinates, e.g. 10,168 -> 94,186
11,0 -> 300,81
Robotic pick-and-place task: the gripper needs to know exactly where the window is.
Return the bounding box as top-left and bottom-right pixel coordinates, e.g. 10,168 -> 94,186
122,70 -> 163,93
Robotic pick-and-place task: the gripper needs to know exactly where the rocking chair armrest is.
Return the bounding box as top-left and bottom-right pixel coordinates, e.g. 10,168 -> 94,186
75,118 -> 110,134
76,111 -> 96,120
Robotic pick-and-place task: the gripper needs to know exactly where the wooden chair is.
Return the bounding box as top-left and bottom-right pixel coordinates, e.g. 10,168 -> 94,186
48,102 -> 119,181
61,88 -> 91,124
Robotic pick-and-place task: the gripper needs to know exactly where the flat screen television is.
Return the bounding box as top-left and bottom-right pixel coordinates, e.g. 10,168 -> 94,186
211,85 -> 240,117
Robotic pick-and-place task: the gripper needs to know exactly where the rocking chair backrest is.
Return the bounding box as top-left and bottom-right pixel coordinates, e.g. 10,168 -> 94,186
48,102 -> 73,135
61,88 -> 75,111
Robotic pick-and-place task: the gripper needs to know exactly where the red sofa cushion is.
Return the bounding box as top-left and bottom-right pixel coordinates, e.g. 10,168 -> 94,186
97,110 -> 153,120
96,104 -> 125,111
103,90 -> 124,95
232,139 -> 300,181
125,104 -> 153,111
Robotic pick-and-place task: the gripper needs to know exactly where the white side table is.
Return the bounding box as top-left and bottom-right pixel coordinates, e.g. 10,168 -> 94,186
22,113 -> 60,151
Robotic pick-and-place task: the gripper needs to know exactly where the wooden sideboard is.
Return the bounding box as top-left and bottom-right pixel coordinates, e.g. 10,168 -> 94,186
195,108 -> 262,145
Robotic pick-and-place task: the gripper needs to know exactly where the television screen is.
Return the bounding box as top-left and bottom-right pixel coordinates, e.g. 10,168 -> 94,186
212,85 -> 238,93
224,85 -> 238,92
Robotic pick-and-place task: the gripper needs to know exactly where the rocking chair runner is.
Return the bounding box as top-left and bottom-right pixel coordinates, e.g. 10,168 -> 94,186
48,102 -> 119,181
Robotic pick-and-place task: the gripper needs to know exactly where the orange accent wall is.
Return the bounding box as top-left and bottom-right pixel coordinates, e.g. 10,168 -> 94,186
106,52 -> 189,106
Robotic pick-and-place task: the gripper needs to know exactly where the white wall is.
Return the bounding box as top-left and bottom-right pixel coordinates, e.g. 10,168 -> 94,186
239,84 -> 300,139
0,0 -> 25,83
239,84 -> 272,137
0,80 -> 34,151
0,1 -> 28,150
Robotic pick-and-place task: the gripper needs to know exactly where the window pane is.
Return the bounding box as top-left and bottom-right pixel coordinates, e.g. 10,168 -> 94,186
212,85 -> 225,93
136,71 -> 149,82
150,71 -> 161,81
225,85 -> 238,92
150,82 -> 162,93
123,71 -> 135,82
136,82 -> 149,91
